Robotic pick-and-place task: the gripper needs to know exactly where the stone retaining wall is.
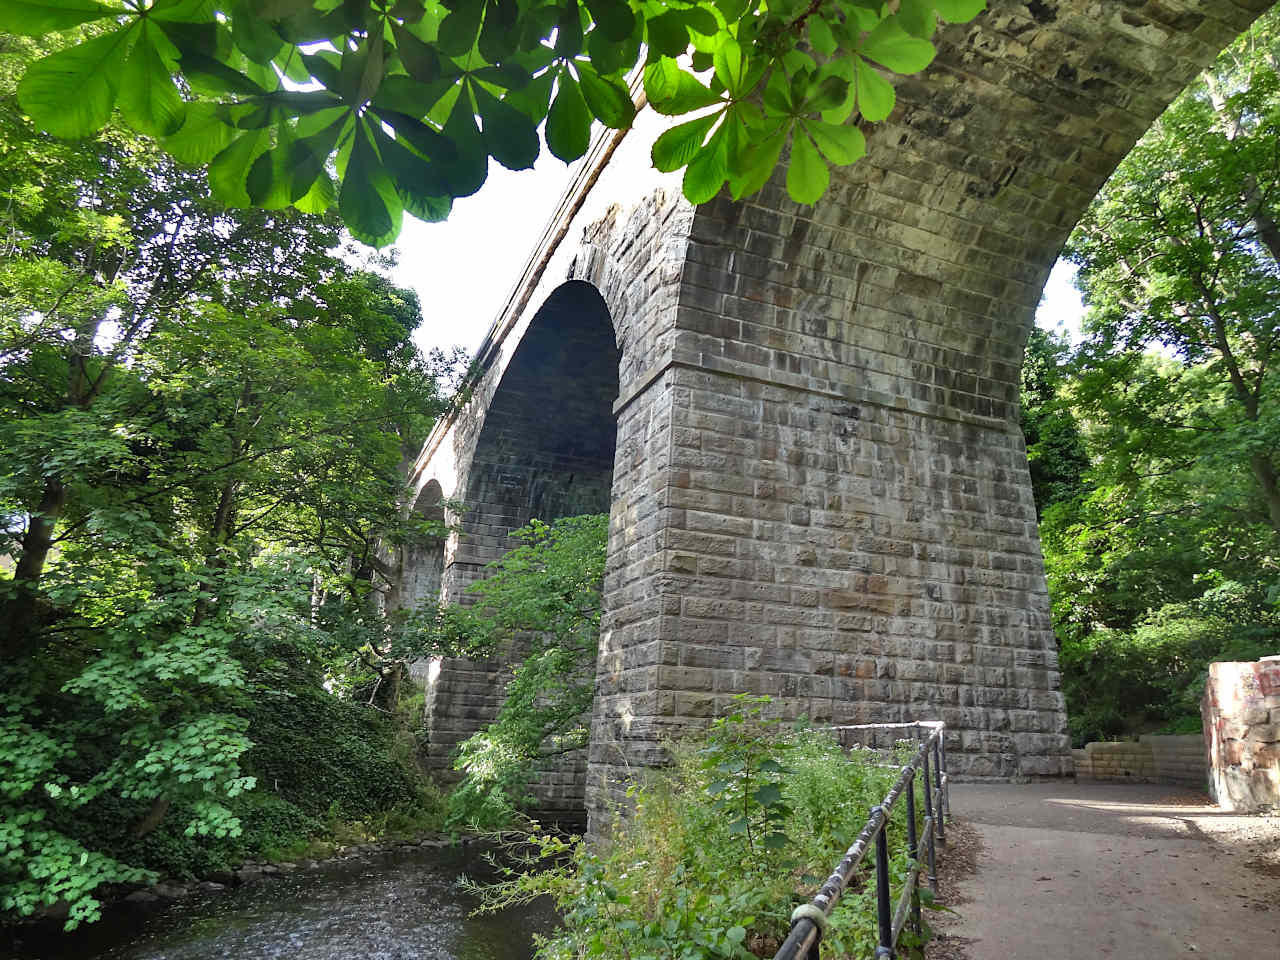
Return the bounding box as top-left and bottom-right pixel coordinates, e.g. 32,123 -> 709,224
1072,734 -> 1206,788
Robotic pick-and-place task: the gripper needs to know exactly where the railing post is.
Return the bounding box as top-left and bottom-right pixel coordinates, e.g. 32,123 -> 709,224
905,771 -> 921,938
932,736 -> 946,845
921,745 -> 937,894
940,731 -> 951,822
873,807 -> 893,960
921,744 -> 932,836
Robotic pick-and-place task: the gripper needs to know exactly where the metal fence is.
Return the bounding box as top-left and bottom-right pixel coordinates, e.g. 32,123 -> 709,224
773,721 -> 950,960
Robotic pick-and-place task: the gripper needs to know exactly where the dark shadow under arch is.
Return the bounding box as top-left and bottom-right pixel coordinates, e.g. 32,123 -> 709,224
456,280 -> 621,571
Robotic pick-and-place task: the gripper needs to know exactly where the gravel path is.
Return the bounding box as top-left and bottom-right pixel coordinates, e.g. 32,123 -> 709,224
927,781 -> 1279,960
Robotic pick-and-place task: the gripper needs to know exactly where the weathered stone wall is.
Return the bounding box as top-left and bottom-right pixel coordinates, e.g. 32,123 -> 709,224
1203,658 -> 1280,812
399,0 -> 1271,830
1072,735 -> 1206,788
586,0 -> 1268,824
405,114 -> 693,814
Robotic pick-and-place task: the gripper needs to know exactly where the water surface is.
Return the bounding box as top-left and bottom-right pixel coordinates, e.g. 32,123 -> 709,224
4,843 -> 557,960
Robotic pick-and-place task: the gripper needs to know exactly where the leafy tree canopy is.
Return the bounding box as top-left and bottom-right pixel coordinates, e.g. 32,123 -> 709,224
1026,9 -> 1280,743
1,0 -> 986,245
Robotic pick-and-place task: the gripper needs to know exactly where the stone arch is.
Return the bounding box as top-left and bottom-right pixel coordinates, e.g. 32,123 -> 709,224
423,280 -> 622,820
398,479 -> 446,611
449,280 -> 621,586
407,0 -> 1273,833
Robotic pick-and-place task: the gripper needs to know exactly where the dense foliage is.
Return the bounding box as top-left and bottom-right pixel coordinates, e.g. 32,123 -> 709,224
472,699 -> 927,960
0,35 -> 459,927
441,514 -> 608,828
1027,12 -> 1280,744
2,0 -> 987,245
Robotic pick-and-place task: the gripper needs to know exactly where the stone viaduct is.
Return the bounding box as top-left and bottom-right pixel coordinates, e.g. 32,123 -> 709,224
395,0 -> 1270,828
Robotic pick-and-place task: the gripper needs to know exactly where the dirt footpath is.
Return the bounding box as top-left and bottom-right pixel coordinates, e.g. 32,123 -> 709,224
928,781 -> 1280,960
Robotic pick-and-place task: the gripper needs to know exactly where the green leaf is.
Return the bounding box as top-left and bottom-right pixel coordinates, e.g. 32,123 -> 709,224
377,109 -> 455,163
861,16 -> 936,74
575,62 -> 634,129
436,96 -> 488,197
208,127 -> 270,207
474,84 -> 539,170
392,20 -> 442,83
726,926 -> 747,944
554,0 -> 584,57
503,69 -> 555,124
478,0 -> 518,62
682,122 -> 727,204
340,122 -> 404,246
897,0 -> 937,39
0,0 -> 115,34
300,50 -> 342,90
584,0 -> 634,41
643,56 -> 679,104
817,59 -> 856,124
162,102 -> 235,163
246,143 -> 293,209
370,125 -> 453,220
373,75 -> 456,118
786,130 -> 827,205
181,50 -> 269,96
802,119 -> 866,166
231,0 -> 284,64
856,56 -> 895,123
149,0 -> 215,22
800,74 -> 849,113
728,126 -> 785,200
752,782 -> 784,807
293,171 -> 336,214
287,112 -> 349,201
763,68 -> 791,115
646,10 -> 693,59
762,830 -> 791,850
18,27 -> 135,139
682,7 -> 718,36
118,21 -> 187,138
808,16 -> 837,56
646,65 -> 720,117
437,0 -> 482,56
338,31 -> 384,107
932,0 -> 985,21
651,113 -> 717,172
546,71 -> 591,163
713,35 -> 749,98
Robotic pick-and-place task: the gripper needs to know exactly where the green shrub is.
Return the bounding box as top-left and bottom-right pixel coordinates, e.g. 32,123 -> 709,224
471,698 -> 929,960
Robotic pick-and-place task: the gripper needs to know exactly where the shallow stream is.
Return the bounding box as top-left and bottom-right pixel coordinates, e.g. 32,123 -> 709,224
3,844 -> 557,960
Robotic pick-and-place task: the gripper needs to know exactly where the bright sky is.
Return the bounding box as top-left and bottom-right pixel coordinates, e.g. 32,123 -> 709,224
394,154 -> 578,359
391,163 -> 1087,359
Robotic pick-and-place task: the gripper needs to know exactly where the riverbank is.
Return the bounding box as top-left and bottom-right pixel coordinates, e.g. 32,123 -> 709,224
3,839 -> 558,960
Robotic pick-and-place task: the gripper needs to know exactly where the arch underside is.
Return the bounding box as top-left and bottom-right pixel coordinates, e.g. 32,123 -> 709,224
421,282 -> 621,817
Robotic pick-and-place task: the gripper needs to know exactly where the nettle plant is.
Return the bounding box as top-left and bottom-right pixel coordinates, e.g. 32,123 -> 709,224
3,0 -> 986,245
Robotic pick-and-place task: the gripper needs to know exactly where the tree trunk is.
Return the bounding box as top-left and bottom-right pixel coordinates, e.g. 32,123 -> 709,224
131,794 -> 172,840
1250,453 -> 1280,540
192,476 -> 238,627
1,477 -> 67,656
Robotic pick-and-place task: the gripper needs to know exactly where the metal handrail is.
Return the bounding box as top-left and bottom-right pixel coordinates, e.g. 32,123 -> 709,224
773,721 -> 950,960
